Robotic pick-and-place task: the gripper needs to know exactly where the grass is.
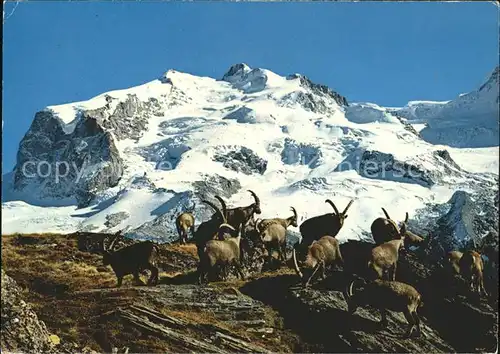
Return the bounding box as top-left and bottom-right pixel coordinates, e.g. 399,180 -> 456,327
1,233 -> 298,353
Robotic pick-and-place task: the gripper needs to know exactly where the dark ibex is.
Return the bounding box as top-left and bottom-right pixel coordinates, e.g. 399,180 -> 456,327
175,212 -> 195,244
292,235 -> 344,287
371,208 -> 403,245
343,278 -> 424,338
198,223 -> 245,284
214,190 -> 261,232
298,199 -> 354,248
101,232 -> 159,287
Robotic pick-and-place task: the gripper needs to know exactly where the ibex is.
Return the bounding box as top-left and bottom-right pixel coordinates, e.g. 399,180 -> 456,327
101,232 -> 159,287
194,200 -> 227,261
368,224 -> 407,281
257,207 -> 298,232
298,199 -> 354,248
292,235 -> 344,287
371,208 -> 403,245
447,250 -> 488,296
257,207 -> 298,263
372,209 -> 428,248
198,223 -> 245,284
214,190 -> 261,232
175,212 -> 195,244
260,223 -> 288,264
343,278 -> 424,338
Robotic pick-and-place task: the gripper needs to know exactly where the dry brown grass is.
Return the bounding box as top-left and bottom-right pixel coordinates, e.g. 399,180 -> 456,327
1,233 -> 298,353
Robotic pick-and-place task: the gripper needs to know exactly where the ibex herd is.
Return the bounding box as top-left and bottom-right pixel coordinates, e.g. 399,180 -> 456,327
92,192 -> 490,339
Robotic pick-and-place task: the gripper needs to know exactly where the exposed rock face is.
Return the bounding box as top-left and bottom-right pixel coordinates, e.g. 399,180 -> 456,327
221,63 -> 252,83
104,212 -> 130,229
223,106 -> 258,124
137,136 -> 191,171
96,94 -> 161,141
334,148 -> 469,188
1,269 -> 54,353
13,110 -> 124,207
213,146 -> 267,175
287,73 -> 349,107
281,138 -> 322,168
403,186 -> 499,260
192,174 -> 241,201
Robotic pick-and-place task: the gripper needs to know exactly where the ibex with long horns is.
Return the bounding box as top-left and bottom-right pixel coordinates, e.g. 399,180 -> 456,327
372,209 -> 429,248
214,190 -> 262,232
298,199 -> 354,248
194,199 -> 227,261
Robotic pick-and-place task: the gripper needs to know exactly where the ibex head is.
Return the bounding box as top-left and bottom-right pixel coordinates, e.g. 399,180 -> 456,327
102,230 -> 123,265
325,199 -> 354,227
343,277 -> 367,315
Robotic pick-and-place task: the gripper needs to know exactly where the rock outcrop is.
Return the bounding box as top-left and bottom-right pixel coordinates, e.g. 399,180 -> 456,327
1,269 -> 56,353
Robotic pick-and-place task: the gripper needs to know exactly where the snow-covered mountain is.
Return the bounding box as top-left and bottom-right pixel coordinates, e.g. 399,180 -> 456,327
388,66 -> 499,148
2,63 -> 498,251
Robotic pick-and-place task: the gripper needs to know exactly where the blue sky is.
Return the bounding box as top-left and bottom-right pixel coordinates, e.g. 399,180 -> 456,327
2,2 -> 498,171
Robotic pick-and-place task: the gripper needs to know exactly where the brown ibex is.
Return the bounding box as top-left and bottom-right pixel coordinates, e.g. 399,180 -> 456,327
175,212 -> 195,244
260,223 -> 288,264
448,250 -> 488,296
257,207 -> 298,232
292,235 -> 344,287
372,209 -> 428,248
368,224 -> 407,281
298,199 -> 354,248
214,190 -> 262,232
198,223 -> 245,284
101,232 -> 159,287
343,278 -> 424,338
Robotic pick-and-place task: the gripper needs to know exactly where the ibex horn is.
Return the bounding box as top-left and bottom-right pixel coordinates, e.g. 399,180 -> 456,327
292,249 -> 303,279
381,207 -> 391,220
248,190 -> 260,206
342,200 -> 354,214
108,230 -> 123,251
214,195 -> 228,221
325,199 -> 340,215
202,199 -> 226,223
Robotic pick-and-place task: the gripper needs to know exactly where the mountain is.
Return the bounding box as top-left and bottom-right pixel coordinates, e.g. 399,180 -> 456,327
2,64 -> 498,252
388,66 -> 499,148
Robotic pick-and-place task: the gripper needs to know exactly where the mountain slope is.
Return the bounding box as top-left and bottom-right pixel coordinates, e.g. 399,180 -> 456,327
389,67 -> 499,148
2,64 -> 498,251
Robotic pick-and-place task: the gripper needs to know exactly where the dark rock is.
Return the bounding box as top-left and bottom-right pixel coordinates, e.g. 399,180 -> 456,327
1,269 -> 56,353
281,138 -> 322,168
286,73 -> 349,107
213,147 -> 267,175
13,110 -> 124,207
104,212 -> 130,229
